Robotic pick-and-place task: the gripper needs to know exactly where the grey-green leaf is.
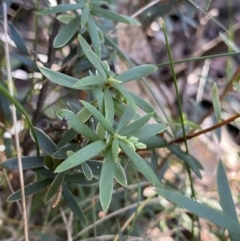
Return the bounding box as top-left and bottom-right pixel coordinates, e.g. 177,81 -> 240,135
212,83 -> 221,122
39,67 -> 91,90
217,160 -> 239,241
156,188 -> 240,235
54,16 -> 81,48
116,65 -> 157,83
141,135 -> 167,149
87,15 -> 101,57
37,4 -> 84,15
73,75 -> 106,89
31,127 -> 57,155
7,179 -> 52,202
44,172 -> 65,204
100,147 -> 115,212
0,156 -> 44,170
81,100 -> 114,134
104,88 -> 114,126
116,104 -> 135,132
81,162 -> 93,180
81,7 -> 89,28
120,141 -> 161,188
58,110 -> 99,141
112,137 -> 119,162
114,162 -> 127,187
62,185 -> 87,225
91,6 -> 140,25
53,143 -> 79,159
119,112 -> 153,136
55,140 -> 107,172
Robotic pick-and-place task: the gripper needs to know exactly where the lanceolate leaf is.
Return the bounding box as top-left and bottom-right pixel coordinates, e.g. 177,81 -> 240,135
73,75 -> 106,89
0,156 -> 44,170
78,35 -> 107,78
156,188 -> 240,235
212,83 -> 221,122
119,113 -> 153,136
112,137 -> 119,162
44,172 -> 65,204
87,15 -> 101,57
81,100 -> 114,134
116,104 -> 135,132
100,147 -> 115,212
119,141 -> 161,188
104,88 -> 114,126
54,16 -> 81,48
31,127 -> 57,155
62,185 -> 88,225
141,135 -> 167,149
55,140 -> 107,172
217,161 -> 239,241
7,179 -> 52,202
116,65 -> 157,83
39,67 -> 90,90
37,4 -> 84,15
91,6 -> 140,25
81,162 -> 93,180
114,162 -> 127,187
81,6 -> 90,28
58,110 -> 99,141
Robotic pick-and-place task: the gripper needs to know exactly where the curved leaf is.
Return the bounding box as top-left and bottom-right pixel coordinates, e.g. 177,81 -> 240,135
62,185 -> 87,225
81,162 -> 93,180
54,16 -> 81,48
100,147 -> 115,212
55,140 -> 107,172
37,4 -> 84,15
1,156 -> 44,170
81,7 -> 89,28
141,135 -> 167,149
7,179 -> 52,202
116,65 -> 157,83
114,162 -> 127,187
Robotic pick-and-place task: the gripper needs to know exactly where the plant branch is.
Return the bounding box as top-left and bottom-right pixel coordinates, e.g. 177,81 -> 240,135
3,3 -> 28,240
169,112 -> 240,145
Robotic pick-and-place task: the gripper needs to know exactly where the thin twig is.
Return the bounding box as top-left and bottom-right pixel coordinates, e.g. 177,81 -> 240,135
169,112 -> 240,145
3,3 -> 29,240
60,208 -> 73,241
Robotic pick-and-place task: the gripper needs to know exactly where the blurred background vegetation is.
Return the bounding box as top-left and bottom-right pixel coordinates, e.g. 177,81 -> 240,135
0,0 -> 240,240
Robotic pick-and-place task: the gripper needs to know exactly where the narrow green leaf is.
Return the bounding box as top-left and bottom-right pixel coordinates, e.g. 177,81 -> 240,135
119,113 -> 153,136
212,83 -> 221,122
112,137 -> 119,162
81,100 -> 114,134
219,32 -> 240,52
7,179 -> 52,202
94,85 -> 104,113
39,67 -> 90,90
57,129 -> 77,148
100,147 -> 115,212
0,83 -> 40,155
37,4 -> 84,15
217,161 -> 239,241
104,88 -> 114,126
112,82 -> 137,110
156,188 -> 240,235
76,160 -> 102,176
120,141 -> 161,188
52,143 -> 79,159
77,106 -> 93,122
168,145 -> 203,179
44,155 -> 55,170
114,162 -> 127,187
64,173 -> 99,185
57,14 -> 75,24
116,65 -> 157,83
8,22 -> 28,54
132,123 -> 167,140
141,135 -> 167,149
62,185 -> 87,225
87,15 -> 101,57
31,127 -> 57,155
81,162 -> 93,180
0,156 -> 44,170
116,104 -> 135,132
44,172 -> 65,204
96,123 -> 106,139
33,167 -> 55,179
129,92 -> 159,120
73,75 -> 106,89
54,16 -> 81,48
58,110 -> 99,141
55,140 -> 107,172
81,6 -> 89,28
78,35 -> 107,78
91,6 -> 140,25
11,53 -> 37,70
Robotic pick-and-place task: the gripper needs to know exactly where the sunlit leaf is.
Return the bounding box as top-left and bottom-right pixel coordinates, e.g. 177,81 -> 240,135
55,140 -> 107,172
37,4 -> 84,15
100,147 -> 115,212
